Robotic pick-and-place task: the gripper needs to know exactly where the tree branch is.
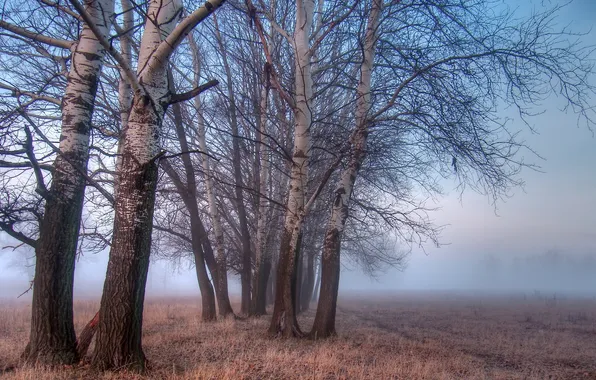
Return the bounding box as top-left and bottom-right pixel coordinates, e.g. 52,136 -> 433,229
0,160 -> 54,172
0,221 -> 37,248
245,0 -> 296,109
0,82 -> 62,106
18,110 -> 116,205
168,79 -> 219,104
0,20 -> 73,49
39,0 -> 83,21
23,126 -> 50,198
153,224 -> 192,244
68,0 -> 140,93
149,0 -> 226,77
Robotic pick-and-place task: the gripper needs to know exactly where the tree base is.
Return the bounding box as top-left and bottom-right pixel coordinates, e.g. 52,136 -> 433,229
21,344 -> 78,366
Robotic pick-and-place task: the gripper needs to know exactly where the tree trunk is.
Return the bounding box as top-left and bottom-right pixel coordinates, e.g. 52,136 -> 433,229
190,239 -> 217,321
311,258 -> 321,303
311,230 -> 341,338
269,228 -> 303,336
268,0 -> 314,338
165,73 -> 217,322
266,257 -> 275,306
311,0 -> 382,339
76,312 -> 99,360
300,251 -> 315,312
114,0 -> 133,197
23,0 -> 114,366
190,35 -> 235,318
294,241 -> 304,314
92,144 -> 158,370
213,15 -> 252,315
251,74 -> 271,316
189,37 -> 233,316
92,0 -> 182,371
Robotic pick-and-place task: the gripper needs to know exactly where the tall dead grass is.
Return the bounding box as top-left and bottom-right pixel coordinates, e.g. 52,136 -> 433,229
1,292 -> 595,379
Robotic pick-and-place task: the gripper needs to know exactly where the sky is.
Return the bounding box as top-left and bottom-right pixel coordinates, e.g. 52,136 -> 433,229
0,0 -> 595,300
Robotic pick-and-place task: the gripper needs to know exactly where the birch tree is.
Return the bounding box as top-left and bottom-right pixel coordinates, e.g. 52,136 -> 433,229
190,35 -> 236,318
1,0 -> 115,364
309,0 -> 595,337
265,0 -> 315,336
89,0 -> 225,370
311,0 -> 382,338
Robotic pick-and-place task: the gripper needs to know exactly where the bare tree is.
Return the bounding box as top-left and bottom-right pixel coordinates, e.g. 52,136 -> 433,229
1,0 -> 115,364
90,0 -> 224,371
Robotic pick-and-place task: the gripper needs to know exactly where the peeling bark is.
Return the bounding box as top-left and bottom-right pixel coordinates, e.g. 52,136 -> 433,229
76,312 -> 99,360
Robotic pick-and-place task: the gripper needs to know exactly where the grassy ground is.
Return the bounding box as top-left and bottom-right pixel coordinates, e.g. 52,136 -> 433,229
1,292 -> 595,379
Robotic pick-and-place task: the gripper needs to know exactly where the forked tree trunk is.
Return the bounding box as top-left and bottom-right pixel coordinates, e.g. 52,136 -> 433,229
268,0 -> 314,337
92,0 -> 224,371
23,0 -> 114,365
190,36 -> 234,318
311,0 -> 382,339
213,15 -> 253,314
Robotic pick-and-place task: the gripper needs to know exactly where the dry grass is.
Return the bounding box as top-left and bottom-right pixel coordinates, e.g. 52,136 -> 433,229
1,292 -> 596,379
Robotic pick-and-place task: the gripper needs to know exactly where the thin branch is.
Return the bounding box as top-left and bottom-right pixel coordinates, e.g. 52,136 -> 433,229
245,0 -> 296,109
0,82 -> 62,106
162,149 -> 220,162
23,126 -> 50,198
0,160 -> 54,171
17,280 -> 34,298
18,110 -> 115,205
308,1 -> 359,58
153,224 -> 192,244
39,0 -> 83,21
0,20 -> 73,49
304,152 -> 343,213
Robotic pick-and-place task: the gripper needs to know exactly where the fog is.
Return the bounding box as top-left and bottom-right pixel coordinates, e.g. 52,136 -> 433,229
1,0 -> 595,302
1,78 -> 595,301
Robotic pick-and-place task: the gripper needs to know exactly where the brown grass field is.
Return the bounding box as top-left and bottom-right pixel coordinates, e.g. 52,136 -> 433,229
1,292 -> 595,379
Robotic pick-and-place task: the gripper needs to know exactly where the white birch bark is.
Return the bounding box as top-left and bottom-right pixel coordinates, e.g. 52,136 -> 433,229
286,0 -> 314,251
311,0 -> 382,338
327,0 -> 381,236
57,0 -> 115,198
269,0 -> 315,336
114,0 -> 133,197
94,0 -> 225,370
255,83 -> 270,278
25,0 -> 115,364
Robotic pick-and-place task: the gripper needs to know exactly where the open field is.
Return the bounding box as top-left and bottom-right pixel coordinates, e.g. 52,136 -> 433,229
1,292 -> 596,379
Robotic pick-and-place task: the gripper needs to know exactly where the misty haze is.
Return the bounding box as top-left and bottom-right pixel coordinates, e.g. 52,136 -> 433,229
0,0 -> 595,378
